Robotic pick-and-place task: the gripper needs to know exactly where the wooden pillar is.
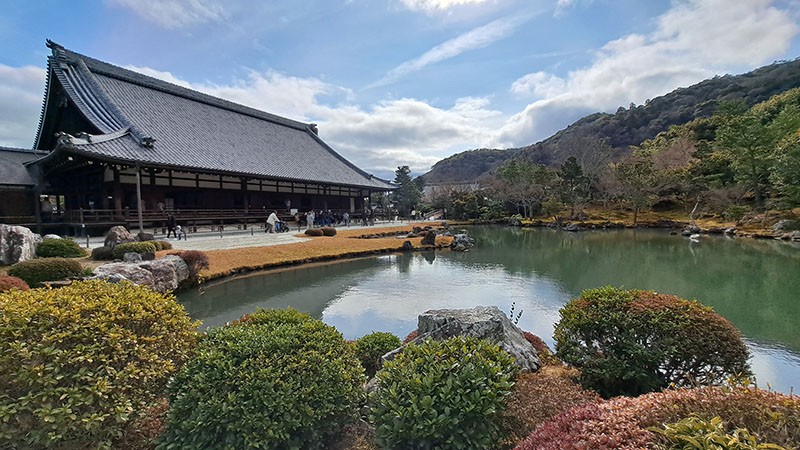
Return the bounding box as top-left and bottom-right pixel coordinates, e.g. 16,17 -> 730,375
135,165 -> 144,233
113,168 -> 123,217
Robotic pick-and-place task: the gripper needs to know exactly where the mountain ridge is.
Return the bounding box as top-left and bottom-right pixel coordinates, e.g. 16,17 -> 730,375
421,58 -> 800,184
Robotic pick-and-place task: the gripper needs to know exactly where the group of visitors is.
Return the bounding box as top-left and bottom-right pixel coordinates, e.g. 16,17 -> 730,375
296,210 -> 353,228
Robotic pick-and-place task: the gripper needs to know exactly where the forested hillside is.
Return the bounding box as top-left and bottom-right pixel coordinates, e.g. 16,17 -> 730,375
423,58 -> 800,184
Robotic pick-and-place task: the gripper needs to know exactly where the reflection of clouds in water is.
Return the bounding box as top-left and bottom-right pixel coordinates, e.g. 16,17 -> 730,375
746,339 -> 800,394
322,255 -> 570,343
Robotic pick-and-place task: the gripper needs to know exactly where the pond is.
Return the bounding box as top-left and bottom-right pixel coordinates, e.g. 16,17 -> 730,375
179,226 -> 800,394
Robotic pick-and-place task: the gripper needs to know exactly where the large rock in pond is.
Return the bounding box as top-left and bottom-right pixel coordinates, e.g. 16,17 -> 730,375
0,224 -> 41,265
92,255 -> 190,293
421,229 -> 437,246
397,306 -> 540,372
104,226 -> 136,248
450,233 -> 475,252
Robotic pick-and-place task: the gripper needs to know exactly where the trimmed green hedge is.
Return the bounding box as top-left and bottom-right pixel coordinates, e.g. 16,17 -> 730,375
7,258 -> 84,286
112,242 -> 157,260
0,280 -> 199,449
91,246 -> 114,260
371,337 -> 518,450
35,238 -> 86,258
355,332 -> 401,377
159,309 -> 365,449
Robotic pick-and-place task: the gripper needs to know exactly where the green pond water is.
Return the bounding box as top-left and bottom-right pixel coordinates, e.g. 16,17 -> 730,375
179,226 -> 800,393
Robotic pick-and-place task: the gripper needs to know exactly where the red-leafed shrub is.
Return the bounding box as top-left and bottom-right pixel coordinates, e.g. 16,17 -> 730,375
170,250 -> 209,284
0,274 -> 29,292
521,331 -> 560,366
514,385 -> 800,450
402,329 -> 418,344
554,286 -> 751,397
502,366 -> 600,447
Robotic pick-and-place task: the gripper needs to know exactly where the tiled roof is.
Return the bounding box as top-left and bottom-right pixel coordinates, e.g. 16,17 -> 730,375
0,147 -> 46,186
40,40 -> 393,190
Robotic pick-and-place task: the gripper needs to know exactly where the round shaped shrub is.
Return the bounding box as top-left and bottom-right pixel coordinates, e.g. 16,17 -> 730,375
355,332 -> 401,377
0,280 -> 199,449
554,286 -> 751,397
112,241 -> 157,260
0,274 -> 29,292
91,245 -> 114,260
321,226 -> 337,236
35,237 -> 86,258
153,240 -> 172,251
371,337 -> 518,450
305,228 -> 324,236
7,257 -> 84,286
159,310 -> 366,449
514,385 -> 800,450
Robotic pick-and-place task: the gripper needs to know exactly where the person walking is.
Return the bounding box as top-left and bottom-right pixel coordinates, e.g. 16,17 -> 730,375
343,211 -> 350,227
167,213 -> 177,238
266,211 -> 278,233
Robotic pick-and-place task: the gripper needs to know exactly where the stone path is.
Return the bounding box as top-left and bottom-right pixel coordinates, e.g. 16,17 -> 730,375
84,220 -> 417,252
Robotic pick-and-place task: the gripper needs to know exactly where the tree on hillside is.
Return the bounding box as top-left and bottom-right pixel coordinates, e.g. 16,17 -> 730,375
615,151 -> 659,226
495,160 -> 557,217
715,113 -> 774,209
558,157 -> 590,217
392,166 -> 422,217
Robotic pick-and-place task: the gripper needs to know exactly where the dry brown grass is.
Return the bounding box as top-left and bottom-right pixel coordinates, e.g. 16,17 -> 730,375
187,226 -> 453,281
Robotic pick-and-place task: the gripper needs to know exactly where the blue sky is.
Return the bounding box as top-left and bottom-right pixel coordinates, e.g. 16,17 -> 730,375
1,0 -> 799,179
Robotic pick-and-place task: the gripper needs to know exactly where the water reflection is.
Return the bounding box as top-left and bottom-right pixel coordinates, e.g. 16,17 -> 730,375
179,227 -> 800,393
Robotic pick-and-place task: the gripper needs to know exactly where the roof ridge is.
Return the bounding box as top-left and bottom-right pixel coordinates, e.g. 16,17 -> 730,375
0,146 -> 47,154
50,41 -> 311,132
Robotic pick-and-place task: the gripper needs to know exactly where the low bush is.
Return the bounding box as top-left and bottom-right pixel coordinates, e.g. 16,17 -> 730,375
169,250 -> 209,283
112,241 -> 157,260
371,337 -> 518,450
402,329 -> 419,344
321,227 -> 337,236
136,232 -> 154,242
305,228 -> 324,236
651,416 -> 787,450
91,245 -> 114,260
554,286 -> 751,397
159,310 -> 365,449
355,332 -> 401,377
152,240 -> 172,251
7,257 -> 84,286
514,385 -> 800,450
502,366 -> 600,447
35,238 -> 86,258
0,280 -> 198,449
0,274 -> 29,292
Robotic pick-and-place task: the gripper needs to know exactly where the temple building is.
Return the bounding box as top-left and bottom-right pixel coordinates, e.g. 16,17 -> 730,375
0,40 -> 393,234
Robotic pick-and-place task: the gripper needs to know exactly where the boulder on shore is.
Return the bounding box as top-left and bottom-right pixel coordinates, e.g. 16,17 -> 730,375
104,226 -> 136,248
772,219 -> 799,233
387,305 -> 541,372
0,224 -> 41,265
92,255 -> 190,293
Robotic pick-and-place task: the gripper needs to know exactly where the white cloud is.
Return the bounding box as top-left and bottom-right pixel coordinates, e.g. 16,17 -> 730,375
510,71 -> 567,99
0,65 -> 47,149
107,0 -> 226,28
369,14 -> 531,88
500,0 -> 800,146
398,0 -> 490,14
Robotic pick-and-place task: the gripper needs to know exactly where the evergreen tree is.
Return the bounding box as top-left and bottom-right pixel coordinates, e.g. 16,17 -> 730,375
392,166 -> 422,217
